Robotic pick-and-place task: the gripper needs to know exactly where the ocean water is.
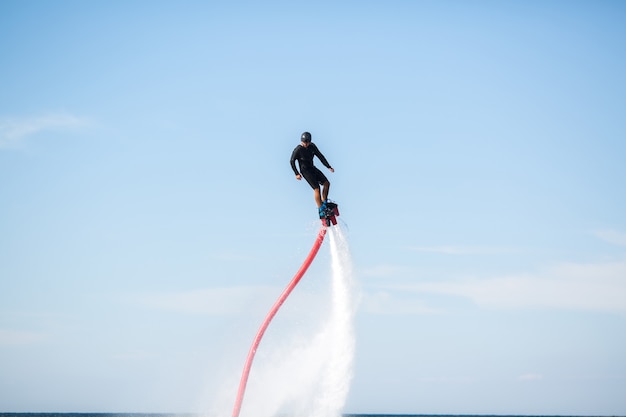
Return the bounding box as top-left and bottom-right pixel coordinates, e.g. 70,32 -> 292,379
0,414 -> 613,417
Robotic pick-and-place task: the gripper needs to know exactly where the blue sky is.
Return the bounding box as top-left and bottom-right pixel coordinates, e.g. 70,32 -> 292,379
1,0 -> 625,415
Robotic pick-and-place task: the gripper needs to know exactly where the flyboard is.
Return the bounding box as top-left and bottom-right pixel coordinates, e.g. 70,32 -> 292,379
230,201 -> 340,417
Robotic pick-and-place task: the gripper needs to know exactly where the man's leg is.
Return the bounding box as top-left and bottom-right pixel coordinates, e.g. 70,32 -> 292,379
321,181 -> 330,202
314,187 -> 323,207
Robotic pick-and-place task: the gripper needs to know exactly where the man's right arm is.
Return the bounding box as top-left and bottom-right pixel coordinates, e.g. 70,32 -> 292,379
290,146 -> 301,176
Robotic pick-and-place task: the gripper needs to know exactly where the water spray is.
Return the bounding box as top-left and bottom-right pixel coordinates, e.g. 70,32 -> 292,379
231,226 -> 328,417
230,201 -> 355,417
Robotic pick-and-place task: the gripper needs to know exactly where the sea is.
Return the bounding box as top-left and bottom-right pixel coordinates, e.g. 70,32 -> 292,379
0,414 -> 621,417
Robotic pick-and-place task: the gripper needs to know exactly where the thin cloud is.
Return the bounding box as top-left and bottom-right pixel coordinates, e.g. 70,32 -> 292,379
360,290 -> 443,315
594,229 -> 626,246
0,113 -> 89,148
360,264 -> 409,278
136,286 -> 280,315
210,250 -> 259,262
518,373 -> 544,381
391,260 -> 626,314
410,245 -> 514,255
0,329 -> 46,346
113,349 -> 159,361
417,375 -> 478,383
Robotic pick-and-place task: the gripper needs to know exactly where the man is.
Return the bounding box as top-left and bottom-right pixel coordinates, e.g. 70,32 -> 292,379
290,131 -> 335,214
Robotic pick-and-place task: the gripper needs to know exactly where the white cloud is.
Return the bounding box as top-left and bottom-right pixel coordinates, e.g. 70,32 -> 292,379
0,113 -> 89,148
594,229 -> 626,246
360,264 -> 409,278
410,245 -> 514,255
391,260 -> 626,313
417,375 -> 478,383
113,349 -> 159,361
210,250 -> 258,262
0,329 -> 46,346
136,286 -> 281,315
518,373 -> 544,381
360,290 -> 443,315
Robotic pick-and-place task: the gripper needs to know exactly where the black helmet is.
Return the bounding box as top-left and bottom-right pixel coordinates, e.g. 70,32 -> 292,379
301,132 -> 312,143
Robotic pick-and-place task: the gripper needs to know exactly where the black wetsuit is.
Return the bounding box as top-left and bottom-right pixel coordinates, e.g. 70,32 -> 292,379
290,143 -> 332,189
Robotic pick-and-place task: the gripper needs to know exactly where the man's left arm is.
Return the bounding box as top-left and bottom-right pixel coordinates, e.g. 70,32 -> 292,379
313,144 -> 333,170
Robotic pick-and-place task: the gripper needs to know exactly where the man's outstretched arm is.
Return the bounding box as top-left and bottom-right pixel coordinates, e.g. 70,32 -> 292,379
311,144 -> 333,170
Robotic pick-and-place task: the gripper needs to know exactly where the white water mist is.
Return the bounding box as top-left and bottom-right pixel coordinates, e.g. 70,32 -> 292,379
225,224 -> 358,417
312,225 -> 358,417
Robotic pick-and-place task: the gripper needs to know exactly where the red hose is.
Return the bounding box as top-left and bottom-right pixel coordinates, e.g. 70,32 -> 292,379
231,226 -> 328,417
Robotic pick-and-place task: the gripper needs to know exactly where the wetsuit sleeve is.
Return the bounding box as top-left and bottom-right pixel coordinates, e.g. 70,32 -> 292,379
290,146 -> 301,175
311,144 -> 332,169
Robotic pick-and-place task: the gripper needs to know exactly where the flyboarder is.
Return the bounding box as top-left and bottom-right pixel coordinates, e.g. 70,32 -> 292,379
290,131 -> 335,216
